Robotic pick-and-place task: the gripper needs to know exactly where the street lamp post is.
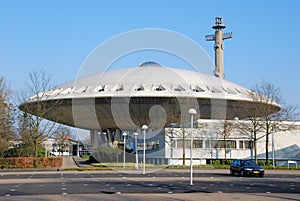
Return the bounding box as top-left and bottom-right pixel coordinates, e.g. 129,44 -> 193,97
142,125 -> 148,174
188,108 -> 197,186
123,132 -> 128,168
272,125 -> 276,169
133,132 -> 139,170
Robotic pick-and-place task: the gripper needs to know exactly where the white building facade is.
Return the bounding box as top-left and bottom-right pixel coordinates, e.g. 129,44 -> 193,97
42,137 -> 78,157
136,120 -> 300,166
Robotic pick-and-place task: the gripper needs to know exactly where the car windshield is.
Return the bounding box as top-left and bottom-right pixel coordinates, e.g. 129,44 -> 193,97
242,160 -> 257,166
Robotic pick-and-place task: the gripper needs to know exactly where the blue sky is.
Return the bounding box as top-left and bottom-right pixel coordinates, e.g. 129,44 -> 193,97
1,0 -> 300,115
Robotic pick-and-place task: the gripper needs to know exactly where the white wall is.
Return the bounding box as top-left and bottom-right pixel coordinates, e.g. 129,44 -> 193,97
163,120 -> 300,164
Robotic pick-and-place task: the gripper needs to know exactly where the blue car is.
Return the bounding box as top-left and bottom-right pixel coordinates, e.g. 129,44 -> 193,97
230,159 -> 264,177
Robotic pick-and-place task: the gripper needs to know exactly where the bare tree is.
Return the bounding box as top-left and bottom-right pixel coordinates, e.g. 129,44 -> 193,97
0,77 -> 15,157
237,118 -> 264,163
165,125 -> 186,166
16,69 -> 62,158
236,89 -> 271,163
254,80 -> 298,165
216,120 -> 234,160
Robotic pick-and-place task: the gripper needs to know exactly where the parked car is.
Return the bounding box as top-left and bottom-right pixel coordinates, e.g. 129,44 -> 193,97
230,159 -> 264,177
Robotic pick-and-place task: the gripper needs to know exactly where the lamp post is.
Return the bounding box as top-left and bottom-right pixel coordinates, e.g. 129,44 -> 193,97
142,125 -> 148,174
188,108 -> 197,186
123,132 -> 128,168
133,132 -> 139,170
272,125 -> 276,169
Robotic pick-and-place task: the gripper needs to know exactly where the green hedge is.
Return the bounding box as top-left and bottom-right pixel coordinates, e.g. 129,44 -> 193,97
0,157 -> 62,169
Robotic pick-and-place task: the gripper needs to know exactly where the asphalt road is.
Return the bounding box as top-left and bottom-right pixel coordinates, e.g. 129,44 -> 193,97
0,169 -> 299,201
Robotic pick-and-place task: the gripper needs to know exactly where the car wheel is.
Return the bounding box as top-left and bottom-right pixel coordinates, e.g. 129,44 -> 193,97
259,174 -> 264,178
230,169 -> 234,175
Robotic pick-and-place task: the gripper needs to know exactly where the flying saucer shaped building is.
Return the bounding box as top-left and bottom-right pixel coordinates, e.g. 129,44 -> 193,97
20,61 -> 280,131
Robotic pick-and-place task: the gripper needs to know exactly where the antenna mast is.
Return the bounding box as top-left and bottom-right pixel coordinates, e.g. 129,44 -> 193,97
205,17 -> 233,79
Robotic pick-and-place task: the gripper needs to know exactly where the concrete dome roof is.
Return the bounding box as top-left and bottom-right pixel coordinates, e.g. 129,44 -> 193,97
22,62 -> 281,130
28,64 -> 256,102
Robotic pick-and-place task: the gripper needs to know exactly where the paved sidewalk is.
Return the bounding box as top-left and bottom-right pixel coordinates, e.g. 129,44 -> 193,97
71,156 -> 94,168
61,156 -> 79,169
61,156 -> 95,169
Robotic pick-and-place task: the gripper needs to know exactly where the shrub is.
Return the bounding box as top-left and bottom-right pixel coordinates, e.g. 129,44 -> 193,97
92,145 -> 122,163
0,157 -> 62,169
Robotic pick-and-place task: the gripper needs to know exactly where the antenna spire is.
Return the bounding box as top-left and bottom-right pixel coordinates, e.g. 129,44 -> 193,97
206,17 -> 233,79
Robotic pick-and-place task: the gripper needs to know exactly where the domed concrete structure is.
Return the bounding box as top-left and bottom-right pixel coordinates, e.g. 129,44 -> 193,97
20,61 -> 280,131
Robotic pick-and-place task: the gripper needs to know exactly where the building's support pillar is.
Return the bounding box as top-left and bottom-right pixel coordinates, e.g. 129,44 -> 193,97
99,130 -> 107,144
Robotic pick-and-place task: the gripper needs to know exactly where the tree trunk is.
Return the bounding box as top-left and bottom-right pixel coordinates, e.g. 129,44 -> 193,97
254,137 -> 258,163
34,140 -> 38,158
34,139 -> 38,168
265,123 -> 270,165
265,133 -> 269,165
182,129 -> 185,166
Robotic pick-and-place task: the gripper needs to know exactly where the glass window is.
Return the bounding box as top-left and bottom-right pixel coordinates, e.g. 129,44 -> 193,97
146,140 -> 159,150
205,140 -> 211,149
214,140 -> 225,148
239,140 -> 244,149
191,85 -> 205,92
193,140 -> 203,148
177,139 -> 190,148
226,140 -> 236,149
171,139 -> 176,148
134,84 -> 144,91
177,139 -> 183,148
244,140 -> 252,149
210,140 -> 236,149
138,140 -> 159,151
210,140 -> 219,148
